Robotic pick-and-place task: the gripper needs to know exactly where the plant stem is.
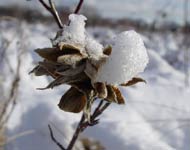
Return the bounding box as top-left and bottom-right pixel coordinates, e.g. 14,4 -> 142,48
67,114 -> 85,150
74,0 -> 84,14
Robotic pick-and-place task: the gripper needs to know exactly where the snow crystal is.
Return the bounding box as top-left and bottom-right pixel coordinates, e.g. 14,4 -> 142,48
85,34 -> 104,59
95,30 -> 149,85
53,14 -> 87,48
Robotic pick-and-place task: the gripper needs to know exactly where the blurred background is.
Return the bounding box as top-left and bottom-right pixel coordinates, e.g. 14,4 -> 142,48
0,0 -> 190,150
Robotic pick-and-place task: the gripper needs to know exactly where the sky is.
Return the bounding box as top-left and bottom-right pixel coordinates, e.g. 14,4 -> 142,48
0,0 -> 189,24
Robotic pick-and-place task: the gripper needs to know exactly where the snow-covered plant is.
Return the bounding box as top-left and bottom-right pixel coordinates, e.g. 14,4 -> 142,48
31,13 -> 148,118
30,0 -> 148,150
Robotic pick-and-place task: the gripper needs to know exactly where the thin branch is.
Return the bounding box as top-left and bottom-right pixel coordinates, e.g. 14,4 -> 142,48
48,100 -> 110,150
67,114 -> 85,150
94,102 -> 110,117
74,0 -> 84,14
38,0 -> 63,29
81,101 -> 110,131
66,101 -> 110,150
48,124 -> 66,150
0,53 -> 21,129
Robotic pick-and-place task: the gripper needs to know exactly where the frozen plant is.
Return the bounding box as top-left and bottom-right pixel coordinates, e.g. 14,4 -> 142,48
30,0 -> 148,150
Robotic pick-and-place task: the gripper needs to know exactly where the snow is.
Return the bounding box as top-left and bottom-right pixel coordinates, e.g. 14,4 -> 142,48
52,14 -> 87,49
85,34 -> 104,59
1,20 -> 190,150
95,30 -> 149,85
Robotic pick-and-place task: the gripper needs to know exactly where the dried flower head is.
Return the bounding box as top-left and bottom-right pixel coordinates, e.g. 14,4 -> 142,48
30,14 -> 148,120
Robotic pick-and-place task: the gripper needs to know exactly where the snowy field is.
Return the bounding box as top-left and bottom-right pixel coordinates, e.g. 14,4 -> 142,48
0,0 -> 187,25
0,19 -> 190,150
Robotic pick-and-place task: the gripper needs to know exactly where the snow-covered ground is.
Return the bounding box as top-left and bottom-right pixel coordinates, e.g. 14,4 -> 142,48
0,0 -> 186,25
0,20 -> 190,150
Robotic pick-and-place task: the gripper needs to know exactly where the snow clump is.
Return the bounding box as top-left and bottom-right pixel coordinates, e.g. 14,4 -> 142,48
53,14 -> 148,85
95,31 -> 149,85
53,14 -> 87,48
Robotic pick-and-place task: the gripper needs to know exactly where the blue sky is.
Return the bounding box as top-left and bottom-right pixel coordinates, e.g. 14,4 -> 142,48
0,0 -> 189,24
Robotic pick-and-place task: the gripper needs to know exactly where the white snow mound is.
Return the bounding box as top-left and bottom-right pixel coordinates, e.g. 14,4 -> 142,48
53,14 -> 87,47
95,30 -> 149,84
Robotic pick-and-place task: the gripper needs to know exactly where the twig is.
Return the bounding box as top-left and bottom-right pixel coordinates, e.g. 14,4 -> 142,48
48,124 -> 66,150
48,100 -> 110,150
74,0 -> 84,14
81,101 -> 110,132
0,53 -> 21,129
38,0 -> 63,29
66,114 -> 85,150
0,130 -> 35,147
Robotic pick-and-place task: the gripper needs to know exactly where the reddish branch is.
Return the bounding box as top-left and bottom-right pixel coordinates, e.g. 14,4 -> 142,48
74,0 -> 84,14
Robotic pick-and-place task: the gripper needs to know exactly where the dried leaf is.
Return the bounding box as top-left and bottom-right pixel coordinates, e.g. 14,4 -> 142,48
103,45 -> 112,56
35,48 -> 62,62
29,65 -> 48,76
94,82 -> 107,99
121,77 -> 146,87
38,72 -> 89,90
59,42 -> 82,52
112,86 -> 125,104
58,87 -> 86,113
35,47 -> 81,62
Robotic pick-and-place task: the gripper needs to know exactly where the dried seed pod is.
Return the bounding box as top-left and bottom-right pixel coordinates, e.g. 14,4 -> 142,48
58,87 -> 86,113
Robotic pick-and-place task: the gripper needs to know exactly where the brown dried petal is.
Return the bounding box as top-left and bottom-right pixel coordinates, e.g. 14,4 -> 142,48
55,63 -> 85,76
121,77 -> 146,87
35,48 -> 62,62
111,86 -> 125,104
38,72 -> 89,90
105,85 -> 125,104
67,72 -> 93,94
35,47 -> 81,62
29,65 -> 48,76
57,54 -> 84,67
58,87 -> 86,113
94,82 -> 107,99
59,42 -> 82,52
